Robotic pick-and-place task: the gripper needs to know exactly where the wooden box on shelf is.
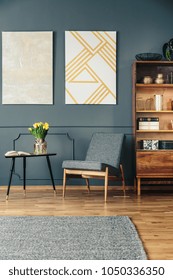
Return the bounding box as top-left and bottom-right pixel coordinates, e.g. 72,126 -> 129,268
132,61 -> 173,195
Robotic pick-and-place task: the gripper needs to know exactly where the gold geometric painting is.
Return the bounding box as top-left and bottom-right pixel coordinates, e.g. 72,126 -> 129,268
65,31 -> 116,104
2,31 -> 53,104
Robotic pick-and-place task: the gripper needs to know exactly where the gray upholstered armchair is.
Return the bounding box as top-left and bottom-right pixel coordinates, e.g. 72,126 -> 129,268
62,133 -> 125,202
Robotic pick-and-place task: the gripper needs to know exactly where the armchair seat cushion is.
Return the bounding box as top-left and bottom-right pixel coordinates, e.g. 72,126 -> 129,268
62,160 -> 120,176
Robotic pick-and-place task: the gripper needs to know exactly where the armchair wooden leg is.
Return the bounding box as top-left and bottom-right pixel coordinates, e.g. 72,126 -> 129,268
63,169 -> 67,197
85,178 -> 90,193
120,164 -> 126,195
104,167 -> 108,202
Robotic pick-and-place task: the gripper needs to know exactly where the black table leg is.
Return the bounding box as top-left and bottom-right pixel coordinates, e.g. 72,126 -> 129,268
6,157 -> 15,200
46,155 -> 56,193
23,156 -> 26,195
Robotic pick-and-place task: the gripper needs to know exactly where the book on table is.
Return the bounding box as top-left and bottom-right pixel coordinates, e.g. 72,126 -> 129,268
5,151 -> 31,157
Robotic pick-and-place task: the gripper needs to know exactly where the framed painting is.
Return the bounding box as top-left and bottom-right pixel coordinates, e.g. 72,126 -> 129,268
2,31 -> 53,104
65,31 -> 116,104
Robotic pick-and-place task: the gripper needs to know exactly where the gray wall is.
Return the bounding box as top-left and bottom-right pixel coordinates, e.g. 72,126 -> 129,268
0,0 -> 172,186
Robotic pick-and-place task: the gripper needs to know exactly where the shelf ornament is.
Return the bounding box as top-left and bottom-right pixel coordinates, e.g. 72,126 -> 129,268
163,38 -> 173,61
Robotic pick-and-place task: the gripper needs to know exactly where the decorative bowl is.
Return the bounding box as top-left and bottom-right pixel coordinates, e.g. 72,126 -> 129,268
135,53 -> 162,61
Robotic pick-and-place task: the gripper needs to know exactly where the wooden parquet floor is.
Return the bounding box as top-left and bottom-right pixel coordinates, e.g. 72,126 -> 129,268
0,185 -> 173,260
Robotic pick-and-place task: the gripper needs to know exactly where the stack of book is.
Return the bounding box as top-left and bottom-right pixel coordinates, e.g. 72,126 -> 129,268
137,117 -> 159,130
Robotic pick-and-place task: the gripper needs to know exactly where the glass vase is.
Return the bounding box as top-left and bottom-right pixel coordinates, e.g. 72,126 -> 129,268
34,138 -> 47,154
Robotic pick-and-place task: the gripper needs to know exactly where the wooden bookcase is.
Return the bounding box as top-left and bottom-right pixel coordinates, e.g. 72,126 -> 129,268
132,61 -> 173,195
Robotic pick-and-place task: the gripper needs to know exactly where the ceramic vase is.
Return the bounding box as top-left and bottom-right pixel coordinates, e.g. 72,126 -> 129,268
34,138 -> 47,154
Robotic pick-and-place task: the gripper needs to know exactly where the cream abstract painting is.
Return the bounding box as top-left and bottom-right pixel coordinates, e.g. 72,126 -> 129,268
65,31 -> 116,104
2,31 -> 53,104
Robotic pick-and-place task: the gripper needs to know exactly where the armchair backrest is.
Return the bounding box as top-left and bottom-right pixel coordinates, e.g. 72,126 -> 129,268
85,133 -> 124,169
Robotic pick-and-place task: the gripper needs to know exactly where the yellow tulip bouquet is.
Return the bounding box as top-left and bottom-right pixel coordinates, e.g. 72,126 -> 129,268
28,122 -> 49,140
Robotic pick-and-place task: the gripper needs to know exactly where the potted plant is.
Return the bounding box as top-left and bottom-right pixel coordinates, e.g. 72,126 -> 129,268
28,122 -> 49,154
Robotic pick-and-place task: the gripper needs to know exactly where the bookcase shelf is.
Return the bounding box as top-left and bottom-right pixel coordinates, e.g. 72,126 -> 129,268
136,130 -> 173,132
137,110 -> 173,113
136,83 -> 173,88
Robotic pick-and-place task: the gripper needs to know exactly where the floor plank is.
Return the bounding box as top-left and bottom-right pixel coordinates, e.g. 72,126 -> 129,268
0,185 -> 173,260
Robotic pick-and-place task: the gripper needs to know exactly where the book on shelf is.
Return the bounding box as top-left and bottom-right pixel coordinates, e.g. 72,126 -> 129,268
137,117 -> 159,122
5,150 -> 31,157
138,124 -> 159,130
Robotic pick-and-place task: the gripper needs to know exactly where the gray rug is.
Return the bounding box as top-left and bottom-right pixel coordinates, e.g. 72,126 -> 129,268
0,216 -> 147,260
